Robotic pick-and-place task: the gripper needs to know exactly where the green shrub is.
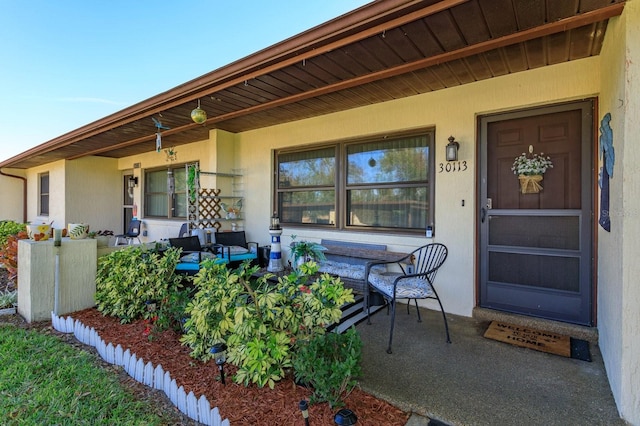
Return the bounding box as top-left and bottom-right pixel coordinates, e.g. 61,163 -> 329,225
0,220 -> 26,247
293,327 -> 362,408
152,286 -> 193,335
95,246 -> 183,323
181,261 -> 355,389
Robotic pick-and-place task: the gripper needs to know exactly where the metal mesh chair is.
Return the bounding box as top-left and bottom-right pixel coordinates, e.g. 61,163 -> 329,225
366,243 -> 450,353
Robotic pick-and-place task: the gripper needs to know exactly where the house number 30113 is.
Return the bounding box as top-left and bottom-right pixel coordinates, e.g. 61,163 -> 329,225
438,161 -> 468,173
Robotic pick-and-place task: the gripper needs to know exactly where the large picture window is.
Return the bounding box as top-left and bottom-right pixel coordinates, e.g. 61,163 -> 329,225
39,172 -> 49,216
144,165 -> 187,219
275,131 -> 434,233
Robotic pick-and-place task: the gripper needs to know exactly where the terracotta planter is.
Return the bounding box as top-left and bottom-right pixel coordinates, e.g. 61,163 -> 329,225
518,174 -> 544,194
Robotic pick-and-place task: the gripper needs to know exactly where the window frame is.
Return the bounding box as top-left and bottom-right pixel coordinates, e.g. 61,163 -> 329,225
274,129 -> 435,234
143,164 -> 189,220
39,172 -> 50,216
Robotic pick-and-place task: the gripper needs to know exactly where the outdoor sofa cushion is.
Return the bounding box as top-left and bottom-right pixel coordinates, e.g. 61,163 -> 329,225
318,260 -> 386,281
367,272 -> 435,299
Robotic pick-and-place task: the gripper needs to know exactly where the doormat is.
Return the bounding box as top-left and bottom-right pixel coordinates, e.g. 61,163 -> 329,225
484,321 -> 591,362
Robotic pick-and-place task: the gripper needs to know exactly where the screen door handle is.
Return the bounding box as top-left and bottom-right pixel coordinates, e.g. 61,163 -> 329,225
481,207 -> 487,223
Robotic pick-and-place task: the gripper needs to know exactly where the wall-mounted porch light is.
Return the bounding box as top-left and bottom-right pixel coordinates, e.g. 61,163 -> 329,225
446,136 -> 460,162
128,176 -> 139,189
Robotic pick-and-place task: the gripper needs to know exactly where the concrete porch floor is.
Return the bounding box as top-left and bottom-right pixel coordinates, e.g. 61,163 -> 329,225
355,305 -> 624,426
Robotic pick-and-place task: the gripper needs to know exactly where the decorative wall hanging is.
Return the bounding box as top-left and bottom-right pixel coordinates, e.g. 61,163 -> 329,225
598,112 -> 614,232
164,147 -> 177,162
511,145 -> 553,194
220,199 -> 242,219
152,117 -> 170,152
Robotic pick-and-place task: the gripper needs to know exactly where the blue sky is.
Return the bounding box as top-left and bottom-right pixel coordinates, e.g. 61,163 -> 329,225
0,0 -> 370,162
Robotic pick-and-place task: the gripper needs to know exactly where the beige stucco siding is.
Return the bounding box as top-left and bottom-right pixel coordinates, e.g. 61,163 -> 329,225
598,1 -> 640,423
65,157 -> 121,233
0,168 -> 25,222
235,56 -> 601,319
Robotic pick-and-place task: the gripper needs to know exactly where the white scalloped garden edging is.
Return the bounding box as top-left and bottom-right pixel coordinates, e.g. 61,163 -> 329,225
51,311 -> 229,426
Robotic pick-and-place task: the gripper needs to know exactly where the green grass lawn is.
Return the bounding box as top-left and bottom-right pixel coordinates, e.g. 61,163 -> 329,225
0,325 -> 168,425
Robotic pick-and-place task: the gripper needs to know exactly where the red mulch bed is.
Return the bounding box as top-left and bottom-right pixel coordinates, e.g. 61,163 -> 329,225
69,308 -> 409,425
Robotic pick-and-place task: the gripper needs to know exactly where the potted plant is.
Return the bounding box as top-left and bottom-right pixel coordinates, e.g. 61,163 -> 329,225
289,235 -> 327,268
511,147 -> 553,193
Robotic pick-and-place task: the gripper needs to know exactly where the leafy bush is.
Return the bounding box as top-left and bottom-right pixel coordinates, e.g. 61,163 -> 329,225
293,327 -> 362,408
181,261 -> 355,389
152,286 -> 193,335
0,220 -> 26,247
95,246 -> 183,323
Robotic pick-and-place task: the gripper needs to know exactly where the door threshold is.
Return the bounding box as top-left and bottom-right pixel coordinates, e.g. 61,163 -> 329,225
472,307 -> 598,343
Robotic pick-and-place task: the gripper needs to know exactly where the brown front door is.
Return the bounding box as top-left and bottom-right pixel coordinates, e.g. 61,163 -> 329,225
479,101 -> 594,325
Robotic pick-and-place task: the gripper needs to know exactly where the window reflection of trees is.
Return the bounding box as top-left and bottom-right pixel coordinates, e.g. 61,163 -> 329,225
276,133 -> 432,230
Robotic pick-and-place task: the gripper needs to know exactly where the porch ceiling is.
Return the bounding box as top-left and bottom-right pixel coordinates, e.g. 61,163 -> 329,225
2,0 -> 625,169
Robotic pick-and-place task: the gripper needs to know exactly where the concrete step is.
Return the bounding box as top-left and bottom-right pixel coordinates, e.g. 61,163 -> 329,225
473,307 -> 599,343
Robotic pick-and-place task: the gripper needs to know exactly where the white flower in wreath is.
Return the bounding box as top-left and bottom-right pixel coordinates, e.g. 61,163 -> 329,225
511,152 -> 553,176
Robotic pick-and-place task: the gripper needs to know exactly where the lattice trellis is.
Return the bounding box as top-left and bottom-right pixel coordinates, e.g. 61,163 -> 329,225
193,188 -> 222,231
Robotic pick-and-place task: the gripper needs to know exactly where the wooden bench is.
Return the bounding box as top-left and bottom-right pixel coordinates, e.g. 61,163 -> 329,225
318,239 -> 409,295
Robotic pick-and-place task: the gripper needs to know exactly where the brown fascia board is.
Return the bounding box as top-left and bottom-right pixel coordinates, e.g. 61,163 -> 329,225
0,0 -> 462,169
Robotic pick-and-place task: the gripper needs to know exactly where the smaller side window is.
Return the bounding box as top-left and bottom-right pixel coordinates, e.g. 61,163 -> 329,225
39,172 -> 50,216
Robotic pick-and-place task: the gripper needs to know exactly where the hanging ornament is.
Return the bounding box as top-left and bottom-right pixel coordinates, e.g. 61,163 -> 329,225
191,99 -> 207,124
152,117 -> 170,152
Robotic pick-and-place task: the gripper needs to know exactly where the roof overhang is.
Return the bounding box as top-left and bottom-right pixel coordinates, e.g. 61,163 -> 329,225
1,0 -> 625,169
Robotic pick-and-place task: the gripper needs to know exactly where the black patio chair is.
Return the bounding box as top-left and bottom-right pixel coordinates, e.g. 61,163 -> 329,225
169,236 -> 226,275
213,231 -> 258,267
366,243 -> 450,353
114,219 -> 142,245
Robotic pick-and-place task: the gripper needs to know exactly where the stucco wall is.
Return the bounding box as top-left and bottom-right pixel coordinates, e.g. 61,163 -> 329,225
65,157 -> 121,234
26,160 -> 66,227
598,1 -> 640,423
0,168 -> 25,222
24,157 -> 121,233
236,56 -> 601,318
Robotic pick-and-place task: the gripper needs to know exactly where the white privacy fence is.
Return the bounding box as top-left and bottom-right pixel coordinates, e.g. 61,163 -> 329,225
51,312 -> 229,426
